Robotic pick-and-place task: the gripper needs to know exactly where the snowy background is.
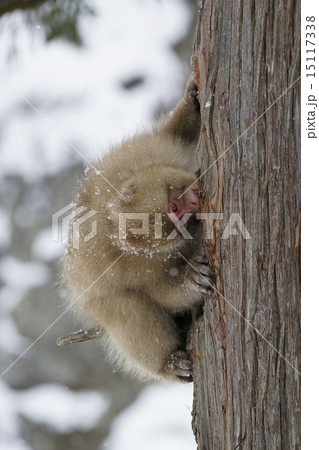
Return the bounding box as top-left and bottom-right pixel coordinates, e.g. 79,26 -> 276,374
0,0 -> 197,449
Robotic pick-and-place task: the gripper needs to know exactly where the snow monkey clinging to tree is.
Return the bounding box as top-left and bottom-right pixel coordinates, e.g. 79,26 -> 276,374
63,78 -> 214,382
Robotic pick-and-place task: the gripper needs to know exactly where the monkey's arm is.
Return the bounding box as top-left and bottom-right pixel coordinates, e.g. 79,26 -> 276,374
160,78 -> 200,144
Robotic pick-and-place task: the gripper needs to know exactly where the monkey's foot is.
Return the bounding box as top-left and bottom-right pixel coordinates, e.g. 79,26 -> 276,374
189,255 -> 215,295
168,350 -> 193,383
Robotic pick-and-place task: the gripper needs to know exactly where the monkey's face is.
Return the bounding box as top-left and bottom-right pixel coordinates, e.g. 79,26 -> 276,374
105,167 -> 201,257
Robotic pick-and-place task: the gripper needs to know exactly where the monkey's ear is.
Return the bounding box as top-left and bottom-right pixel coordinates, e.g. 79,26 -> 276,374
120,178 -> 137,202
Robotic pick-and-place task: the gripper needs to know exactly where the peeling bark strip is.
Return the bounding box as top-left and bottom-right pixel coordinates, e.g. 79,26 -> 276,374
191,1 -> 300,449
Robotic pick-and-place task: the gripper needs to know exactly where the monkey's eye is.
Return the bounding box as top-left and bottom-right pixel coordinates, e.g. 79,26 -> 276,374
170,203 -> 178,213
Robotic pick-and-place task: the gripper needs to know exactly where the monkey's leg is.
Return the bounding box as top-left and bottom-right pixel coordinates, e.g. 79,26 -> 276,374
86,293 -> 191,381
159,77 -> 200,144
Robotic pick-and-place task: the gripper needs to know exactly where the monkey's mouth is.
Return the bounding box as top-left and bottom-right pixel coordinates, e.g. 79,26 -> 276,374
185,187 -> 200,212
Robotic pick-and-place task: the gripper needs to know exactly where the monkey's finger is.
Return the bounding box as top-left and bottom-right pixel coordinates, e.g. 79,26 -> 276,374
194,273 -> 213,289
195,283 -> 210,294
190,276 -> 211,293
192,263 -> 215,278
194,255 -> 209,264
171,351 -> 193,376
194,268 -> 215,296
196,283 -> 209,295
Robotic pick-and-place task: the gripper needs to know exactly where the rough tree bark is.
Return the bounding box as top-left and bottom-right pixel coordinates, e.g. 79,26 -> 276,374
191,1 -> 300,449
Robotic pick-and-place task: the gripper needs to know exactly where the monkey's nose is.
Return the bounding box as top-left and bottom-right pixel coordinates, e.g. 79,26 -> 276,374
188,189 -> 200,212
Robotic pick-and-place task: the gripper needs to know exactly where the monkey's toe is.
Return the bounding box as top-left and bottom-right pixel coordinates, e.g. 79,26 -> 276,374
170,350 -> 193,381
177,375 -> 193,383
194,254 -> 209,265
193,262 -> 214,278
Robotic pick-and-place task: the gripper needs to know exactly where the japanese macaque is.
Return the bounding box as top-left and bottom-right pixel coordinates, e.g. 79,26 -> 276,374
63,78 -> 214,382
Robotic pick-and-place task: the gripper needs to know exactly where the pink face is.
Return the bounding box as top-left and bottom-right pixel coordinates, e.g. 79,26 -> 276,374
168,187 -> 200,230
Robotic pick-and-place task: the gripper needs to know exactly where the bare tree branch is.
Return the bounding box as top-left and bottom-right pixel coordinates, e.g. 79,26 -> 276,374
57,326 -> 104,347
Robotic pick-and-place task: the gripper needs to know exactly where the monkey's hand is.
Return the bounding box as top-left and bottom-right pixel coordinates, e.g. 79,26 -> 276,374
164,350 -> 193,383
160,75 -> 200,143
184,78 -> 199,113
186,255 -> 215,295
152,255 -> 214,312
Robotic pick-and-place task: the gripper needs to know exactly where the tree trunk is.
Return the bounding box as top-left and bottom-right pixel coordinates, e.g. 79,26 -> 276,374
191,1 -> 300,448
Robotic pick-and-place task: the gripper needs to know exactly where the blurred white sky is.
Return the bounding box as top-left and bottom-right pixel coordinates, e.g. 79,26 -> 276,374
0,0 -> 192,181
